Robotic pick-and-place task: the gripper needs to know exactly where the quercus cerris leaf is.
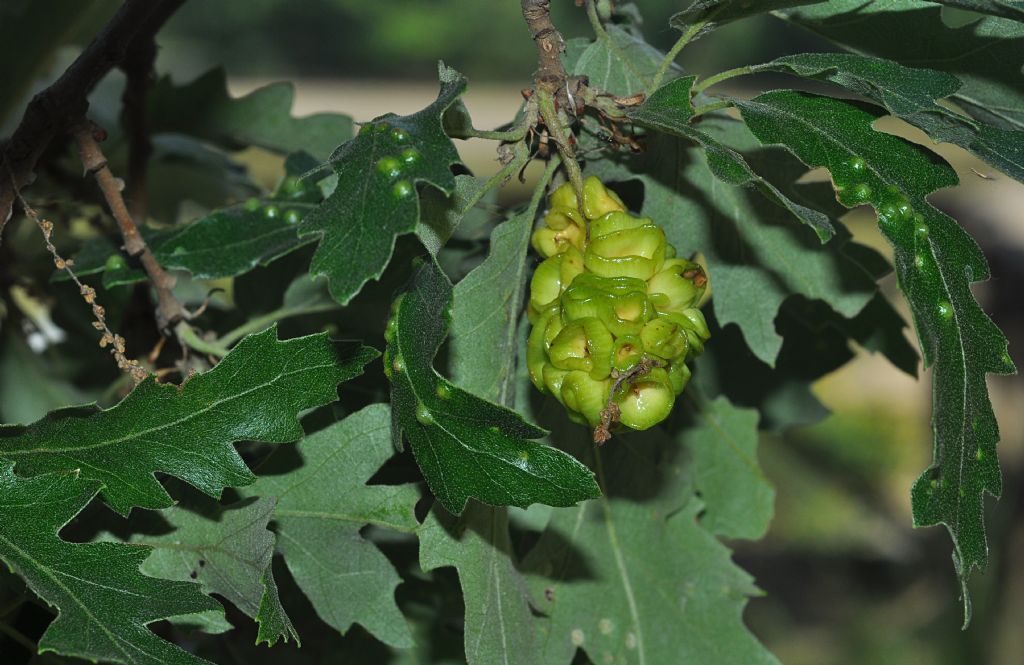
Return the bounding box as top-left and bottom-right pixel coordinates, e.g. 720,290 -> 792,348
386,257 -> 600,514
735,90 -> 1016,622
0,465 -> 219,665
148,67 -> 352,160
781,0 -> 1024,130
134,497 -> 298,647
752,52 -> 1024,182
240,405 -> 419,648
0,327 -> 377,514
299,64 -> 466,306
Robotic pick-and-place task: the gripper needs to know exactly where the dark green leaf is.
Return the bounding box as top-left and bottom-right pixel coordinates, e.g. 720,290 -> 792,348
781,1 -> 1024,131
754,52 -> 1024,181
59,201 -> 315,287
148,68 -> 352,160
155,202 -> 314,279
735,90 -> 1016,620
0,327 -> 377,514
134,497 -> 297,646
387,257 -> 600,514
758,52 -> 961,117
683,396 -> 774,540
241,404 -> 418,648
300,65 -> 465,305
631,76 -> 834,240
0,465 -> 218,664
671,0 -> 824,32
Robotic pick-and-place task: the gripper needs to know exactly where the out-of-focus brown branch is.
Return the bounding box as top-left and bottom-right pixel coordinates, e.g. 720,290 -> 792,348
0,0 -> 185,235
73,120 -> 188,332
120,35 -> 158,222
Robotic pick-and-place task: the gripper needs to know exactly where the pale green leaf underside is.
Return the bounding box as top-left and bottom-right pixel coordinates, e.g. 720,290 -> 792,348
684,396 -> 775,540
135,497 -> 297,646
241,404 -> 418,648
522,431 -> 779,665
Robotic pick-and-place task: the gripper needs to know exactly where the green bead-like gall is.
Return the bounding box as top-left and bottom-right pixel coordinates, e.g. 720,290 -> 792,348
526,176 -> 711,438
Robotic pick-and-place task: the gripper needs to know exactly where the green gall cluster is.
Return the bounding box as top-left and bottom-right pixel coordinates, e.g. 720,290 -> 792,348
527,176 -> 710,436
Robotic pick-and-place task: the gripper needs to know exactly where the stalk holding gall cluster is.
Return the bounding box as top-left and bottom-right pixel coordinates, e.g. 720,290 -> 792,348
527,176 -> 710,440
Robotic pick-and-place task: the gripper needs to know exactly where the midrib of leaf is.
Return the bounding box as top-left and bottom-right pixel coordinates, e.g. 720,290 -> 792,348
273,509 -> 415,533
593,450 -> 646,665
471,509 -> 510,665
4,361 -> 336,456
0,531 -> 136,663
741,92 -> 1003,598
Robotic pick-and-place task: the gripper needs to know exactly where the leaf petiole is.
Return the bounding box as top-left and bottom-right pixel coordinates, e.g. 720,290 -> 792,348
649,21 -> 707,95
692,66 -> 754,94
692,99 -> 734,117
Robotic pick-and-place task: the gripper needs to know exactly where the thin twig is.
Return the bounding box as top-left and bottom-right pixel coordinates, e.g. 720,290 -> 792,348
4,169 -> 148,384
521,0 -> 569,92
691,65 -> 753,94
72,120 -> 189,331
120,33 -> 158,222
692,100 -> 734,117
0,0 -> 186,235
585,0 -> 610,40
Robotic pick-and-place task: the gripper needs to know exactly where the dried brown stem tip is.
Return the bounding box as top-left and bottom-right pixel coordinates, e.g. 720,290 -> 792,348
72,119 -> 189,332
17,198 -> 148,384
593,358 -> 662,444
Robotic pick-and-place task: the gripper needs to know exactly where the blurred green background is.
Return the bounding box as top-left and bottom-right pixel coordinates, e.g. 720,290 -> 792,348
3,1 -> 1023,663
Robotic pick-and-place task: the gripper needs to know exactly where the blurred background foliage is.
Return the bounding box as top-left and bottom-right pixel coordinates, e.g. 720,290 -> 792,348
1,1 -> 1022,664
